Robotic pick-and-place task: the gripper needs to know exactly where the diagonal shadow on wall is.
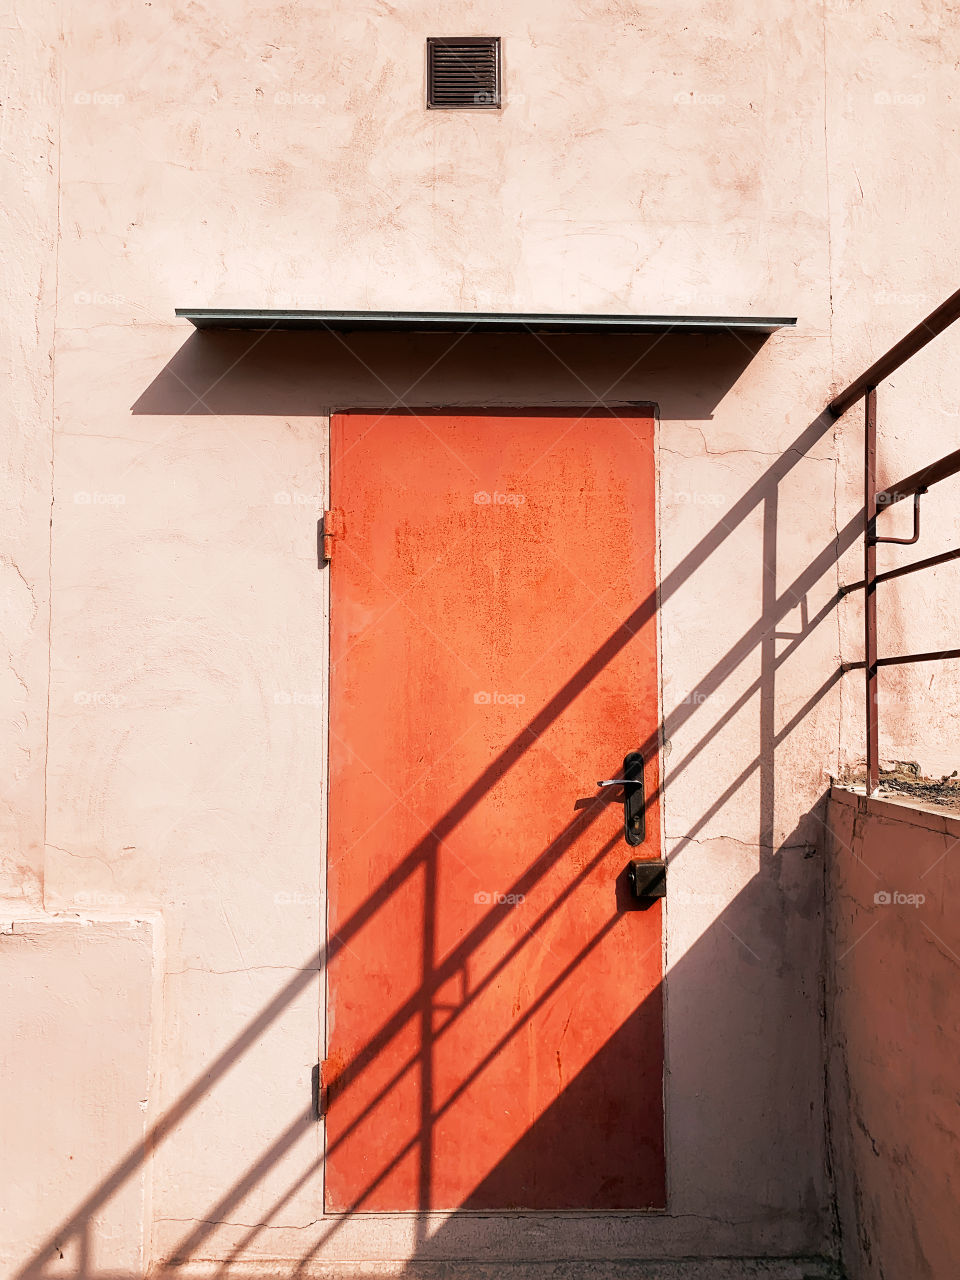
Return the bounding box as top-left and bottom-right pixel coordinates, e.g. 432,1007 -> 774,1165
14,838 -> 828,1277
17,342 -> 858,1275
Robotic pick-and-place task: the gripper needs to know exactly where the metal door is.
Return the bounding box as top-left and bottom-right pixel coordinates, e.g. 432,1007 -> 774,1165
324,409 -> 664,1212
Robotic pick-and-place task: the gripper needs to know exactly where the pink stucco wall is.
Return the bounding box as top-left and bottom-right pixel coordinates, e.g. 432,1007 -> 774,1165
1,0 -> 959,1275
826,787 -> 960,1280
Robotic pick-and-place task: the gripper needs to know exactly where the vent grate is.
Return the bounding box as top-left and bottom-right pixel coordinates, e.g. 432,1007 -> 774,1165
427,37 -> 501,110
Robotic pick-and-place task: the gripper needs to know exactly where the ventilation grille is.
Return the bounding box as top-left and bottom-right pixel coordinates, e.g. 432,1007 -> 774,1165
427,37 -> 501,110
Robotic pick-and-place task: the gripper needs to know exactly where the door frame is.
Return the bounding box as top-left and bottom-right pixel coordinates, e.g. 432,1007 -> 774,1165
319,402 -> 668,1220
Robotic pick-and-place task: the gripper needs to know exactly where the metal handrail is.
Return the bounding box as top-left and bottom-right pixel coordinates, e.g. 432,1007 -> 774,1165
831,290 -> 960,795
840,545 -> 960,595
876,446 -> 960,507
828,286 -> 960,418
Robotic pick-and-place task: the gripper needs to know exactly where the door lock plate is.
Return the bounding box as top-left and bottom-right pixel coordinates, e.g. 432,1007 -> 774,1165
626,858 -> 666,899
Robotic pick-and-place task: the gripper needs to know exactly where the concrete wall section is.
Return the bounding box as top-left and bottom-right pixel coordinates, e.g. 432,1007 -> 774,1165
827,0 -> 960,779
28,0 -> 842,1263
0,1 -> 58,906
0,917 -> 159,1277
826,787 -> 960,1280
7,0 -> 960,1273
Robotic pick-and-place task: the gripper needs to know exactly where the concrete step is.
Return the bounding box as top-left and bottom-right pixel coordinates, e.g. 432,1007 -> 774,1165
164,1261 -> 844,1280
395,1264 -> 843,1280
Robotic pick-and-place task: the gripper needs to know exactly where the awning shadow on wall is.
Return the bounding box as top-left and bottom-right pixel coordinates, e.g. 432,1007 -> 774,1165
130,330 -> 768,420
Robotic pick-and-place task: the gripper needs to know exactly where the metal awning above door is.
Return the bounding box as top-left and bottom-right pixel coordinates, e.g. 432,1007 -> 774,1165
174,309 -> 796,335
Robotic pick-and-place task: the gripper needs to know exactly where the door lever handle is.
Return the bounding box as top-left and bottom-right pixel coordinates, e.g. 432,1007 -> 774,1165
598,752 -> 645,846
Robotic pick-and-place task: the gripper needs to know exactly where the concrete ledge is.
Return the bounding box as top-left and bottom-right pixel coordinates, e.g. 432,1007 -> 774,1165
829,782 -> 960,838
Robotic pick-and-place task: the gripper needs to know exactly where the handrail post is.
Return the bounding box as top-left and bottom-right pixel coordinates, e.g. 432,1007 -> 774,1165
865,387 -> 879,795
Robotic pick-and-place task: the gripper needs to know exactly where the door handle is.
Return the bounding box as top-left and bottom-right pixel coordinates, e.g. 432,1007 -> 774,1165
597,751 -> 645,846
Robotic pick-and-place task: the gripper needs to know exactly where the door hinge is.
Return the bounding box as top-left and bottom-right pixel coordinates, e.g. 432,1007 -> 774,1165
315,1057 -> 341,1118
312,1062 -> 323,1119
319,509 -> 343,562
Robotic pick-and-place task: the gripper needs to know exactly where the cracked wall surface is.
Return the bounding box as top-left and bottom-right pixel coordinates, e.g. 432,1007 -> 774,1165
2,0 -> 959,1275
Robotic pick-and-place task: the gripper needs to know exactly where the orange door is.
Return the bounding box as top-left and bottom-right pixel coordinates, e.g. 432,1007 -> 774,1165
325,409 -> 664,1212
